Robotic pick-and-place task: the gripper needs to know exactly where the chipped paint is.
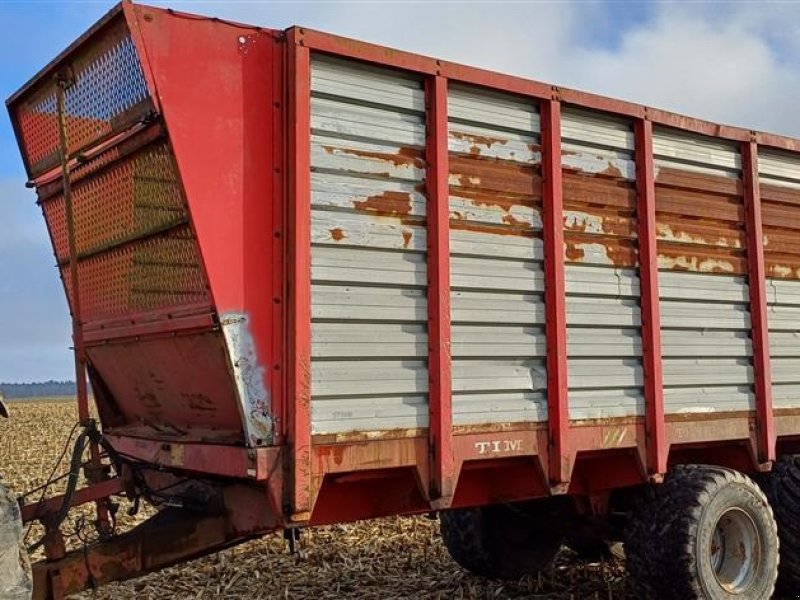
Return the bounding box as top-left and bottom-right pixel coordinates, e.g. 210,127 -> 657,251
352,190 -> 412,216
220,312 -> 272,446
561,151 -> 634,179
329,228 -> 346,241
565,242 -> 614,265
657,254 -> 736,273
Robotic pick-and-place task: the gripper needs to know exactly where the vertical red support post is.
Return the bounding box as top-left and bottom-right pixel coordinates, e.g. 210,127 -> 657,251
426,75 -> 454,501
742,140 -> 775,464
287,31 -> 313,518
541,98 -> 570,486
634,118 -> 667,476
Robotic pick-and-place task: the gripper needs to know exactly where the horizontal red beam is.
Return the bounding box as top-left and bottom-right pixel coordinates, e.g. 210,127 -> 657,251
21,477 -> 123,523
105,435 -> 281,480
292,28 -> 797,151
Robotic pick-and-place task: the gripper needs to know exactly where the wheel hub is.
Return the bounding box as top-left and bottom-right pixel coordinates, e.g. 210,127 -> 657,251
710,507 -> 760,594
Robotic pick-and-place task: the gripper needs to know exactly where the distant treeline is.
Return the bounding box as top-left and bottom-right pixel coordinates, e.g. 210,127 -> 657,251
0,381 -> 76,398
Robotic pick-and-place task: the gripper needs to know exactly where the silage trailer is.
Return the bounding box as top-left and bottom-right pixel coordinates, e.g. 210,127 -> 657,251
3,3 -> 800,598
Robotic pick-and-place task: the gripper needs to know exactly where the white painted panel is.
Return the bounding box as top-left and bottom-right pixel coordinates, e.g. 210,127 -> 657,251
452,359 -> 547,393
310,55 -> 428,434
653,128 -> 740,172
569,389 -> 644,420
450,256 -> 543,292
312,323 -> 427,359
451,325 -> 546,358
448,83 -> 539,134
450,228 -> 543,261
311,212 -> 427,252
312,396 -> 428,434
312,285 -> 427,322
312,360 -> 428,397
664,386 -> 754,413
312,54 -> 424,112
566,265 -> 643,419
452,392 -> 547,425
451,291 -> 545,325
759,149 -> 800,188
660,271 -> 754,414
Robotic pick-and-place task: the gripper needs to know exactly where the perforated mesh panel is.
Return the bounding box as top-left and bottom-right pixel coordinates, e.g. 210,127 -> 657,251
14,16 -> 151,177
43,142 -> 187,261
60,225 -> 208,321
43,140 -> 209,323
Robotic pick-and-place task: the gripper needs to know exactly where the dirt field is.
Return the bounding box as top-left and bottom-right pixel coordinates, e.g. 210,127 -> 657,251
0,400 -> 630,599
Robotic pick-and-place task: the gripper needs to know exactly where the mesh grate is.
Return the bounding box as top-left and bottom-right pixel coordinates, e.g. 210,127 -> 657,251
14,16 -> 150,177
61,225 -> 208,322
42,139 -> 209,323
43,141 -> 187,261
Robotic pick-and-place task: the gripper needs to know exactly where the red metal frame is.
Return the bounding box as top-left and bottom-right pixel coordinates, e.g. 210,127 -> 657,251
287,30 -> 313,518
540,98 -> 570,486
742,140 -> 775,464
425,75 -> 454,502
635,118 -> 667,475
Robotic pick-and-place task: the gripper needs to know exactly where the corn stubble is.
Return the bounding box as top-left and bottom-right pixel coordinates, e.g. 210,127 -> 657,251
0,400 -> 630,599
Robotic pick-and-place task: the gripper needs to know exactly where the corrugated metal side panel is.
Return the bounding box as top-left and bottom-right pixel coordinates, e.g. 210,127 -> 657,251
760,149 -> 800,408
448,83 -> 547,425
309,55 -> 428,434
654,129 -> 753,414
561,108 -> 642,419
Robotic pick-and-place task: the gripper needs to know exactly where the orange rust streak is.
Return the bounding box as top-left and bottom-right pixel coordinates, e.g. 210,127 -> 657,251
450,130 -> 509,148
765,255 -> 800,279
656,216 -> 744,249
563,232 -> 638,267
762,202 -> 800,230
322,145 -> 425,168
655,167 -> 741,196
764,229 -> 800,254
760,183 -> 800,207
563,172 -> 636,210
449,218 -> 537,238
657,244 -> 746,274
401,230 -> 412,248
329,228 -> 346,241
450,187 -> 540,213
449,154 -> 542,197
656,186 -> 744,223
352,190 -> 413,217
562,207 -> 637,239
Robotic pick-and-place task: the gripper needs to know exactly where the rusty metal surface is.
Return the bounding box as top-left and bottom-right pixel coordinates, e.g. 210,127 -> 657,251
86,332 -> 245,440
652,129 -> 754,416
447,83 -> 548,427
31,486 -> 280,600
559,108 -> 644,422
308,55 -> 430,435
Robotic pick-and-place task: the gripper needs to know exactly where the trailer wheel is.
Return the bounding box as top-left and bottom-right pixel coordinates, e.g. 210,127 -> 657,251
0,478 -> 32,600
625,465 -> 778,599
439,501 -> 563,580
760,454 -> 800,595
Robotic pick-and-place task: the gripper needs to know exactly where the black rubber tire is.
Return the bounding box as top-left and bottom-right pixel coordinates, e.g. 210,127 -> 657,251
760,455 -> 800,595
625,465 -> 778,599
439,500 -> 563,580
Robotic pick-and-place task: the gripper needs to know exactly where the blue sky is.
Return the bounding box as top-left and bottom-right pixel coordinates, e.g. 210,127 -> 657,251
1,0 -> 800,382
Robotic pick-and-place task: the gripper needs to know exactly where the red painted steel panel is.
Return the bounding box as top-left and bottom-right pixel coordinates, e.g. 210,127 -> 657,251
287,31 -> 313,517
425,76 -> 454,501
635,119 -> 667,475
541,99 -> 570,486
742,141 -> 776,463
